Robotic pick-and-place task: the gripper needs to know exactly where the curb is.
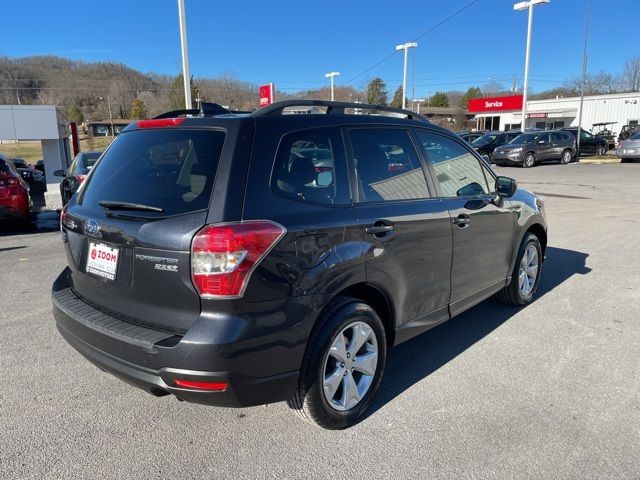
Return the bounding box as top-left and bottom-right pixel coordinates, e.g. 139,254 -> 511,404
578,157 -> 621,164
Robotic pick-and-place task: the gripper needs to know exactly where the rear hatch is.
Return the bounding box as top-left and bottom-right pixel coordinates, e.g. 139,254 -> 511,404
62,127 -> 226,334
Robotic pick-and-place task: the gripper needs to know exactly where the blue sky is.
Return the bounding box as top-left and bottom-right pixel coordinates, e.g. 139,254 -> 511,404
4,0 -> 640,96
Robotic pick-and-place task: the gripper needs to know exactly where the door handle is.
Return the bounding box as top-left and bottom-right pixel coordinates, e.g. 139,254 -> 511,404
365,224 -> 394,235
452,214 -> 471,228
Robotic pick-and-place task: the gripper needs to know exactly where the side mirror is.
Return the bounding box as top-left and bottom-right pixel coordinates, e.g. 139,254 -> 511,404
53,169 -> 65,177
495,176 -> 517,198
316,170 -> 333,187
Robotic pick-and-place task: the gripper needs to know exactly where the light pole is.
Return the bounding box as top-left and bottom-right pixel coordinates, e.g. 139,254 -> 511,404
99,96 -> 114,136
514,0 -> 549,131
177,0 -> 192,109
395,42 -> 417,109
325,72 -> 340,101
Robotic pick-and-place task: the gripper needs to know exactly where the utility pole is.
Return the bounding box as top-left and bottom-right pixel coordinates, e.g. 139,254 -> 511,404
576,6 -> 590,160
177,0 -> 192,109
99,96 -> 114,136
395,42 -> 417,109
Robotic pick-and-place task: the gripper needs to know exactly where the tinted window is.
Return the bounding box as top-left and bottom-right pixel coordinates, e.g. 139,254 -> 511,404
510,133 -> 539,144
471,133 -> 497,146
273,128 -> 348,205
0,160 -> 10,172
631,132 -> 640,140
580,130 -> 593,140
80,129 -> 225,216
349,128 -> 429,202
415,131 -> 490,197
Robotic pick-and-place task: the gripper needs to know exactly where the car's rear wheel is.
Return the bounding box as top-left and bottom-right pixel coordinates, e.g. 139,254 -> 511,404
287,297 -> 387,430
522,153 -> 536,168
496,233 -> 542,306
561,149 -> 572,164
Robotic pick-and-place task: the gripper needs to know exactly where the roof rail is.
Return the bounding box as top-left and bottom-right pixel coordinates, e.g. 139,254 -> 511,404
153,102 -> 231,119
251,100 -> 429,122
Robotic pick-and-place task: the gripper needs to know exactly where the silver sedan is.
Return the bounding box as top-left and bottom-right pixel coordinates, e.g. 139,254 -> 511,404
618,132 -> 640,163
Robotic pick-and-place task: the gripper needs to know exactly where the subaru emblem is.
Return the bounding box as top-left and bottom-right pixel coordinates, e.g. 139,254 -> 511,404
84,219 -> 101,237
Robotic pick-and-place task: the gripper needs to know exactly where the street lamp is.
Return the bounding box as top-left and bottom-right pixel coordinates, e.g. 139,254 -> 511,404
177,0 -> 192,109
98,96 -> 114,137
395,42 -> 417,109
514,0 -> 549,131
325,72 -> 340,101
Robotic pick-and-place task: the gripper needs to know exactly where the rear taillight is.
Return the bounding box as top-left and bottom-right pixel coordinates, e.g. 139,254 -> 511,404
137,118 -> 186,129
0,177 -> 19,186
60,204 -> 68,232
74,174 -> 87,184
191,220 -> 286,298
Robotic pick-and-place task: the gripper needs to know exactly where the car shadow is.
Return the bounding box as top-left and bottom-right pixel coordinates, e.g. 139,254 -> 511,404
0,210 -> 60,237
365,246 -> 591,419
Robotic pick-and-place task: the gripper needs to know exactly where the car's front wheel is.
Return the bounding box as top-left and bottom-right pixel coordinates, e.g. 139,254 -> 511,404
522,153 -> 536,168
596,144 -> 607,156
288,297 -> 387,429
496,233 -> 543,306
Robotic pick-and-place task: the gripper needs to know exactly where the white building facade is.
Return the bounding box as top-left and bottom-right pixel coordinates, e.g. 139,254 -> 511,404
472,92 -> 640,134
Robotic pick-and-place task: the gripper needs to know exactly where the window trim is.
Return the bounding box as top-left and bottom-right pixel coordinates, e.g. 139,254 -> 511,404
413,128 -> 497,200
343,125 -> 435,205
269,125 -> 353,207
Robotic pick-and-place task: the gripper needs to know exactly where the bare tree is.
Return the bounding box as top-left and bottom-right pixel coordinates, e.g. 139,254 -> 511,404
621,57 -> 640,92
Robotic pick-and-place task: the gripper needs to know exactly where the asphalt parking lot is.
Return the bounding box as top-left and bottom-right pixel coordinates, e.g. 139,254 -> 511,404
1,163 -> 639,479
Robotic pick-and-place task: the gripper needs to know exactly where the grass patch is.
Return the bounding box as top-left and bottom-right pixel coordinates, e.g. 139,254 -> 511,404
0,136 -> 114,164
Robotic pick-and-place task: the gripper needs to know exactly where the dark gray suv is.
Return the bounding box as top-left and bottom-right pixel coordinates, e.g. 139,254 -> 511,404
493,131 -> 576,167
52,100 -> 548,429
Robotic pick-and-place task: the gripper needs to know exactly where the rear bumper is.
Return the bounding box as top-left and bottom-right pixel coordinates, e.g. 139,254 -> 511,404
0,195 -> 30,221
52,268 -> 302,407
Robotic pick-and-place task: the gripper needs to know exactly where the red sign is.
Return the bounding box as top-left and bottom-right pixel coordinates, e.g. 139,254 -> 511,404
468,95 -> 523,113
527,112 -> 548,118
259,83 -> 275,107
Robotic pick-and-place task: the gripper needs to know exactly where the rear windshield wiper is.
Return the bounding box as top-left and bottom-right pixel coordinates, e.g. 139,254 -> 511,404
98,200 -> 165,213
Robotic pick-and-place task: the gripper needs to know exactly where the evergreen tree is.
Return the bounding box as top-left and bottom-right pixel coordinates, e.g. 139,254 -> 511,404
129,98 -> 149,119
460,87 -> 482,108
67,104 -> 84,123
168,74 -> 200,110
366,78 -> 388,106
430,91 -> 449,107
390,86 -> 405,108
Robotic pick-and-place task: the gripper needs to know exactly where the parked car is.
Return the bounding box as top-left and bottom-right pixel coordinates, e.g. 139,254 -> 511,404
493,131 -> 576,167
617,131 -> 640,163
618,124 -> 640,142
561,127 -> 608,156
470,130 -> 522,162
591,122 -> 618,150
35,159 -> 45,174
52,100 -> 547,430
458,131 -> 484,143
11,158 -> 34,185
0,154 -> 31,225
54,150 -> 102,205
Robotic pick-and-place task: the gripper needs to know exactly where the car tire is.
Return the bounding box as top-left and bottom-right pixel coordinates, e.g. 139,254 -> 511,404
596,145 -> 607,156
522,153 -> 536,168
287,297 -> 387,430
496,233 -> 543,306
560,149 -> 573,164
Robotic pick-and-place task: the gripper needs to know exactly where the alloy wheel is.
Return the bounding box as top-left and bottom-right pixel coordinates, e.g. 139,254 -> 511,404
562,150 -> 572,164
523,154 -> 535,168
322,321 -> 378,411
518,244 -> 539,296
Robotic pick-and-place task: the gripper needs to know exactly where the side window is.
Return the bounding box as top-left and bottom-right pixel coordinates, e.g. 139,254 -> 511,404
496,134 -> 507,144
415,130 -> 490,198
580,130 -> 592,140
272,127 -> 349,205
349,128 -> 430,203
538,133 -> 552,144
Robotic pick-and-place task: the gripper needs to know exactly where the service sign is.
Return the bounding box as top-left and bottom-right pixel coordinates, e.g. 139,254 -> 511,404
259,83 -> 275,107
468,95 -> 523,113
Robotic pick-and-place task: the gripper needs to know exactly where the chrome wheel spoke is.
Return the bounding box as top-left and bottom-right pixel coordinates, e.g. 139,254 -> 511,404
352,351 -> 377,376
347,323 -> 370,357
329,332 -> 348,363
340,372 -> 361,409
518,244 -> 538,296
323,366 -> 344,401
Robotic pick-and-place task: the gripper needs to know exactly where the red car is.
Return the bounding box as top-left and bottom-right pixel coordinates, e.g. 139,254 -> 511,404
0,155 -> 31,225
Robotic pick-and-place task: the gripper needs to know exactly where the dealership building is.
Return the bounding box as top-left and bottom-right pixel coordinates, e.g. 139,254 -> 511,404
469,92 -> 640,134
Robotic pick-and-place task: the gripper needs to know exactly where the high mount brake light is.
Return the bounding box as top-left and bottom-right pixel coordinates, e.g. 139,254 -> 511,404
137,118 -> 186,129
191,221 -> 286,298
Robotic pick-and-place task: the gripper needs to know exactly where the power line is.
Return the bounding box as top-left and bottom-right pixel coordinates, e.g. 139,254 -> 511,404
343,0 -> 482,85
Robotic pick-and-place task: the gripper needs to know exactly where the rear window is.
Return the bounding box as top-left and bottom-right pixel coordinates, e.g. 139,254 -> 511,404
79,129 -> 225,216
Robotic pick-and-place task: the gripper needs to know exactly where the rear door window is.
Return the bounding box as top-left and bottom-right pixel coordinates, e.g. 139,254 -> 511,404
348,128 -> 430,203
272,127 -> 349,205
79,129 -> 225,216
